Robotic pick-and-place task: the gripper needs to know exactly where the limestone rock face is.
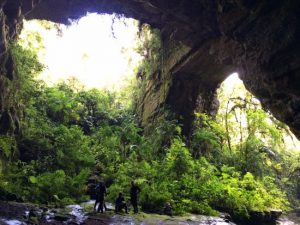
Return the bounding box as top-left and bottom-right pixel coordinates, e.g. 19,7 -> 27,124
0,0 -> 299,137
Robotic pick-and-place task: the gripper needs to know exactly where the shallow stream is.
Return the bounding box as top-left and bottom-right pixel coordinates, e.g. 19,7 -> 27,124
0,200 -> 298,225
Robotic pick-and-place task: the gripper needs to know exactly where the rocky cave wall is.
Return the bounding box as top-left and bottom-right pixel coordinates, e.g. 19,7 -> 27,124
0,0 -> 299,138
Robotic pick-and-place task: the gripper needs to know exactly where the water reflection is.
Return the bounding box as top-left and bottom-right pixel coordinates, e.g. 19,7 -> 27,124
66,204 -> 88,224
277,217 -> 297,225
0,219 -> 24,225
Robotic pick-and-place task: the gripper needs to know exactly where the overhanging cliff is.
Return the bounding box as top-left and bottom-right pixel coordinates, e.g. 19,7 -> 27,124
0,0 -> 299,138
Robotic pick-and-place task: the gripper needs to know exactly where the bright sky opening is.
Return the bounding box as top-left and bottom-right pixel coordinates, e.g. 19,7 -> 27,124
222,73 -> 300,150
20,13 -> 142,89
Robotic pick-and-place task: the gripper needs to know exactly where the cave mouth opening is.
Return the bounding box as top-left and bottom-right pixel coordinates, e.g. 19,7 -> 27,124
19,13 -> 143,90
216,73 -> 300,151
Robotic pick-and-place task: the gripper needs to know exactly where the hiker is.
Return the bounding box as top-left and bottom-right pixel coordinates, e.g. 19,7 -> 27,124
163,202 -> 173,217
115,192 -> 128,213
94,181 -> 107,213
130,181 -> 141,213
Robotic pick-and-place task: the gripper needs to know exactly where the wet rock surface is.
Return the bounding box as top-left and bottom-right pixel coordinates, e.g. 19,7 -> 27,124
0,201 -> 298,225
0,201 -> 34,221
0,201 -> 237,225
82,213 -> 237,225
276,209 -> 300,225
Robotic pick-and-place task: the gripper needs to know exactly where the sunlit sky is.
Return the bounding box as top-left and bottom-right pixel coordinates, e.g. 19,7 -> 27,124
20,13 -> 141,89
222,72 -> 241,90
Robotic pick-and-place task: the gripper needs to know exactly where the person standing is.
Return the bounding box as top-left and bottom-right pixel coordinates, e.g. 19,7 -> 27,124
130,181 -> 141,213
94,181 -> 107,213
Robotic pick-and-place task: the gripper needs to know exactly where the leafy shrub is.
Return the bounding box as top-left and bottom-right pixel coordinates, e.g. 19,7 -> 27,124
140,184 -> 172,213
28,169 -> 90,205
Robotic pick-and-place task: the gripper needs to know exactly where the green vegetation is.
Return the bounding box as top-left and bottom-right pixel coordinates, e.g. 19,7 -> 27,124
136,23 -> 162,81
0,21 -> 299,223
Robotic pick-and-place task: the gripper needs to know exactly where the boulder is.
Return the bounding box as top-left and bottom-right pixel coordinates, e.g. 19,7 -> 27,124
249,209 -> 282,225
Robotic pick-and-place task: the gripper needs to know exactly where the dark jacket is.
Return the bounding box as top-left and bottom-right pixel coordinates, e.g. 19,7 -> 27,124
130,184 -> 141,199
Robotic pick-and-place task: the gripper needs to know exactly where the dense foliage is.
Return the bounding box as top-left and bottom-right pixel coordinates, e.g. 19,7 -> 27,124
0,22 -> 299,223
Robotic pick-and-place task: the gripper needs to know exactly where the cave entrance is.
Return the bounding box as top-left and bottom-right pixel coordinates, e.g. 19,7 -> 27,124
216,72 -> 300,154
20,13 -> 142,90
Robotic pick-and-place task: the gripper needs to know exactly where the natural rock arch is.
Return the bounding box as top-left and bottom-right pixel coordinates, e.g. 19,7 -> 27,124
1,0 -> 300,138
